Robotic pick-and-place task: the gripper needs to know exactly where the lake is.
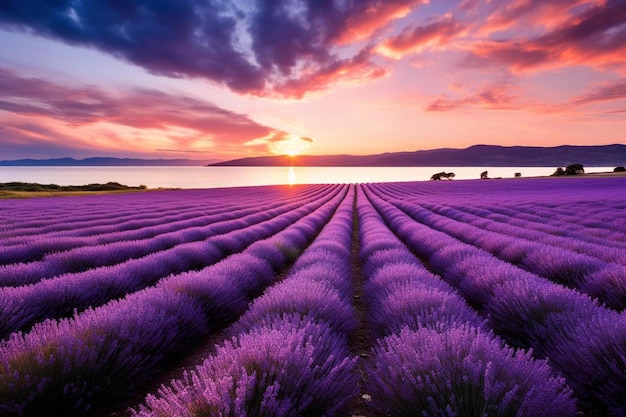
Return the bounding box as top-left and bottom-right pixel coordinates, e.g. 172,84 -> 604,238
0,166 -> 616,189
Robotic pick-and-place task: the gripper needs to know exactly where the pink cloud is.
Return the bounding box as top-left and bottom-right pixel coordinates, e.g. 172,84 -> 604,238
463,41 -> 555,73
459,0 -> 481,13
336,0 -> 429,44
568,80 -> 626,107
464,0 -> 626,73
376,15 -> 468,59
0,68 -> 299,158
482,0 -> 607,34
427,82 -> 519,112
0,117 -> 109,159
275,48 -> 390,99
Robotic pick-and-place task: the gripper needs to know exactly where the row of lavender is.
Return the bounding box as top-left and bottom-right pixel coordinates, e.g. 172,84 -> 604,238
355,185 -> 576,416
0,184 -> 348,416
364,178 -> 626,416
133,186 -> 360,416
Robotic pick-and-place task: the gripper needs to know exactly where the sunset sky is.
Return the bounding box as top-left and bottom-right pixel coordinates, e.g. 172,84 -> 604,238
0,0 -> 625,162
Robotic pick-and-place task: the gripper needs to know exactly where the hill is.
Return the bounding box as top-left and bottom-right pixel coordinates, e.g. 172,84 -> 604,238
209,144 -> 626,167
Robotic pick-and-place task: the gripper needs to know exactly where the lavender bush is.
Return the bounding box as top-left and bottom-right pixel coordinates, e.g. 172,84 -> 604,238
133,187 -> 358,416
367,326 -> 575,417
133,317 -> 358,417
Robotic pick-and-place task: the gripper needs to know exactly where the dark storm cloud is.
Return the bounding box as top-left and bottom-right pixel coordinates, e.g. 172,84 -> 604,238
0,0 -> 264,92
0,0 -> 422,97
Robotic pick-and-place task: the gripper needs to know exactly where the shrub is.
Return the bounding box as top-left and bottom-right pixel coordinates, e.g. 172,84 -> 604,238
565,163 -> 584,175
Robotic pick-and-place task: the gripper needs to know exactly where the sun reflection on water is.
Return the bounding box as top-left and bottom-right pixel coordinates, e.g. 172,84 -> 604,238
287,166 -> 296,185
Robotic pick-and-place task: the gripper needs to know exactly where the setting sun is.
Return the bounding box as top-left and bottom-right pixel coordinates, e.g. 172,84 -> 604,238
269,134 -> 313,157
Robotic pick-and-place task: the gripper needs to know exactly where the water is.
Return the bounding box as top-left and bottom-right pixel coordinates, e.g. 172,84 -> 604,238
0,166 -> 616,189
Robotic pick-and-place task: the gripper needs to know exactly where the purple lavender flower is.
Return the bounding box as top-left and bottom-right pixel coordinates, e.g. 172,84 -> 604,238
366,325 -> 576,417
134,316 -> 358,417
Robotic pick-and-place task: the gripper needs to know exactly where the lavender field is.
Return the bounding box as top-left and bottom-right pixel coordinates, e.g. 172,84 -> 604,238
1,177 -> 626,417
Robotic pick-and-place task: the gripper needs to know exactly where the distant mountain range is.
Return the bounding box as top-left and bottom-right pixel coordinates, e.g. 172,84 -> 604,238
210,144 -> 626,167
2,145 -> 625,167
0,157 -> 215,166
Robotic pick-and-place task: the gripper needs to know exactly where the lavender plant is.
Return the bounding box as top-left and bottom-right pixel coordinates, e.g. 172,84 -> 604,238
366,325 -> 575,417
133,318 -> 358,417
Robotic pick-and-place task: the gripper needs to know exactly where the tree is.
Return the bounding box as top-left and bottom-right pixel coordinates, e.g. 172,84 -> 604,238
480,171 -> 488,179
551,167 -> 566,176
614,166 -> 626,172
430,172 -> 455,181
565,164 -> 584,175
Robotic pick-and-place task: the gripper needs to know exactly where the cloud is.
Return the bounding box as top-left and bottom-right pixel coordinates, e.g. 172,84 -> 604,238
481,0 -> 606,33
463,0 -> 626,73
275,47 -> 390,99
463,42 -> 555,73
0,68 -> 292,157
459,0 -> 481,13
425,77 -> 626,114
567,80 -> 626,107
334,0 -> 428,44
0,0 -> 426,98
0,119 -> 102,159
427,82 -> 519,112
376,15 -> 468,59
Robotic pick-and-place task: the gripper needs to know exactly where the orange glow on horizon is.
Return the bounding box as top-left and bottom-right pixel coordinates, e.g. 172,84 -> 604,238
268,134 -> 313,157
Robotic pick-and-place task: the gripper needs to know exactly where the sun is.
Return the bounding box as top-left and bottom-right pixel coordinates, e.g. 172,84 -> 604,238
270,134 -> 313,157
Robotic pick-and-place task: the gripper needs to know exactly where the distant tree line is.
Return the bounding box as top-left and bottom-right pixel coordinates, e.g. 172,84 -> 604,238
0,182 -> 147,192
551,164 -> 585,176
551,164 -> 626,176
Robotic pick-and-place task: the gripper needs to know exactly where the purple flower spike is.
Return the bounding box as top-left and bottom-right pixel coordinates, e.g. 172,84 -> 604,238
367,325 -> 576,417
134,318 -> 358,417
